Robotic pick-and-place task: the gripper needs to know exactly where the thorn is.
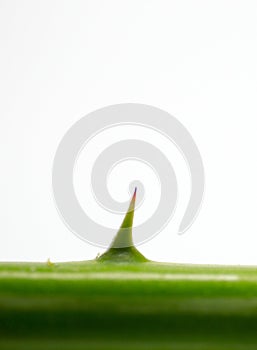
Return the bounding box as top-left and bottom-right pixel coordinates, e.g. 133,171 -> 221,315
132,187 -> 137,200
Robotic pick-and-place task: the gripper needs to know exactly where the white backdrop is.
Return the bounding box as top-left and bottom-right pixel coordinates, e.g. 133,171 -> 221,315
1,0 -> 257,264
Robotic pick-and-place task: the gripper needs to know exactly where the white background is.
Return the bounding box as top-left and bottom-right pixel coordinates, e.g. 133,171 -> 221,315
1,0 -> 257,264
